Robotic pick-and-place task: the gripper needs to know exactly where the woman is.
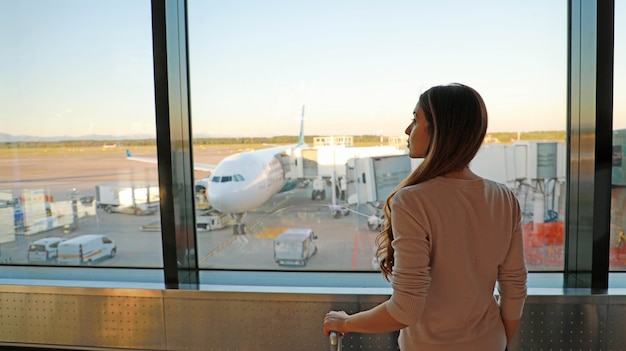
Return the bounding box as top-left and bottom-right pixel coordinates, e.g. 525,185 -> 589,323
323,83 -> 527,351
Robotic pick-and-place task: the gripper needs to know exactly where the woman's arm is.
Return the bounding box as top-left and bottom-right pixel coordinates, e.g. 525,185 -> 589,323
502,318 -> 520,346
323,302 -> 407,336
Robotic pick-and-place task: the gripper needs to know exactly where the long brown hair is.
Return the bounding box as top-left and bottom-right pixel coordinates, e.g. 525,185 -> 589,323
375,83 -> 488,279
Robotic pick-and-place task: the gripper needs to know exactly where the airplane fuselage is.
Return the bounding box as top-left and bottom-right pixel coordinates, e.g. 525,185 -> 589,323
207,146 -> 292,214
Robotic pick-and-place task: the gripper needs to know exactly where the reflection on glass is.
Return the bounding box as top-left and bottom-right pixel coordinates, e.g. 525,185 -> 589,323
188,1 -> 567,271
0,0 -> 160,267
611,0 -> 626,271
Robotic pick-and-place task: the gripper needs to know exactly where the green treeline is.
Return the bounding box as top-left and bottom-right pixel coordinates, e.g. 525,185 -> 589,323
487,131 -> 566,143
1,135 -> 385,149
0,131 -> 566,149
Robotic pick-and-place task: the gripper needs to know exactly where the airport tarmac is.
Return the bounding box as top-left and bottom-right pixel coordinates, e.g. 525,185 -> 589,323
0,146 -> 381,271
195,185 -> 380,271
0,146 -> 239,200
1,185 -> 379,271
2,146 -> 588,272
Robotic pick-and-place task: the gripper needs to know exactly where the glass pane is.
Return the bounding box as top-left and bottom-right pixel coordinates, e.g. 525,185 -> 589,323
188,1 -> 566,272
611,2 -> 626,271
0,0 -> 160,268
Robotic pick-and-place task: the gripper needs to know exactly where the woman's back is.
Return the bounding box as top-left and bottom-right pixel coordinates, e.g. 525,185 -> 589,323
323,84 -> 527,351
386,177 -> 527,350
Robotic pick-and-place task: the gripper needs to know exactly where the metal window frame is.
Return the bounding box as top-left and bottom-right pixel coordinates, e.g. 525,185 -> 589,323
566,0 -> 614,290
151,0 -> 198,288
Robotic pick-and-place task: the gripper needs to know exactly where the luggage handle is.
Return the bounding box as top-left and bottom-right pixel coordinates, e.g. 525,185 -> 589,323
329,331 -> 342,351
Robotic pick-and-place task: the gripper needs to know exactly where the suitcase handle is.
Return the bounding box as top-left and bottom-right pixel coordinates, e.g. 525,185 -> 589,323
329,331 -> 342,351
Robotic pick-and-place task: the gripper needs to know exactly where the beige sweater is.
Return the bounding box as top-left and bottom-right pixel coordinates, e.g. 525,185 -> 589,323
384,177 -> 527,351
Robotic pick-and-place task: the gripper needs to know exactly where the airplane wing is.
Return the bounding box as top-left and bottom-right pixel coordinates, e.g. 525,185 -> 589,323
262,142 -> 292,148
191,163 -> 216,172
193,163 -> 215,172
126,150 -> 215,172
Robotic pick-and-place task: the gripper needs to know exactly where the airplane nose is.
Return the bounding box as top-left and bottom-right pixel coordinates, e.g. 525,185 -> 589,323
208,186 -> 250,213
208,182 -> 268,213
208,187 -> 232,213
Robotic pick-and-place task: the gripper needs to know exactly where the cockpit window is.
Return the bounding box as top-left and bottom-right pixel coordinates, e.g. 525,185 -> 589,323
212,175 -> 243,183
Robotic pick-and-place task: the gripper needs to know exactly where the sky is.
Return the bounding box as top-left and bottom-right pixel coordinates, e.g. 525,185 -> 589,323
1,0 -> 625,139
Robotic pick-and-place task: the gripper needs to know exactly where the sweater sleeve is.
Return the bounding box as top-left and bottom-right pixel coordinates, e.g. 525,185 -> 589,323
497,197 -> 528,320
385,192 -> 431,326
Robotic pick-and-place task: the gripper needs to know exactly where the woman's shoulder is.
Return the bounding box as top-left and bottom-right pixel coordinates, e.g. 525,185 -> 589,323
479,178 -> 521,208
397,178 -> 439,193
481,177 -> 516,194
392,178 -> 443,202
399,176 -> 484,192
395,177 -> 516,200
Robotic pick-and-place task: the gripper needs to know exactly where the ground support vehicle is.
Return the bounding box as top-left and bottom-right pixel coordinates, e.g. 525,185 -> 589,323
57,234 -> 116,265
27,237 -> 64,262
311,177 -> 326,200
95,183 -> 159,215
273,228 -> 318,266
196,209 -> 227,231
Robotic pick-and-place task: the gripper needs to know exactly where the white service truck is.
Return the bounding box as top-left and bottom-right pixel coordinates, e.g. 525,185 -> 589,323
273,228 -> 318,266
95,183 -> 159,215
57,234 -> 117,265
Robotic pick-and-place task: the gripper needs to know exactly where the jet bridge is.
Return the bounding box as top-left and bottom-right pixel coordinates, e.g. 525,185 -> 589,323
291,145 -> 406,180
344,154 -> 414,230
289,145 -> 407,202
345,154 -> 412,207
347,141 -> 567,231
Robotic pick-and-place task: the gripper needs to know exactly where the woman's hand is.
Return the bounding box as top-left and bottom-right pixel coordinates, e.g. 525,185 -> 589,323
324,303 -> 406,336
323,311 -> 350,336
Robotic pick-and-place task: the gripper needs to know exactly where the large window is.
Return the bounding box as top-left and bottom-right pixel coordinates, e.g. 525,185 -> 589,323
611,0 -> 626,271
0,0 -> 161,268
187,1 -> 567,272
1,0 -> 622,287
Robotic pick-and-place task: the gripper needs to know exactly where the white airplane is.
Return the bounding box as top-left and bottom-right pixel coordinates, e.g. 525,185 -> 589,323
126,112 -> 308,235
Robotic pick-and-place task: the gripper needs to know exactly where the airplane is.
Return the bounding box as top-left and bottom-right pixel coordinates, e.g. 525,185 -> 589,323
126,109 -> 308,235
